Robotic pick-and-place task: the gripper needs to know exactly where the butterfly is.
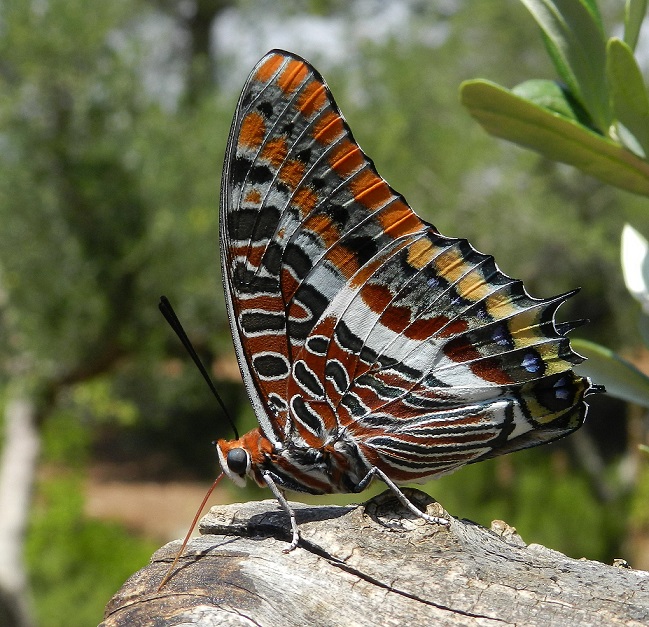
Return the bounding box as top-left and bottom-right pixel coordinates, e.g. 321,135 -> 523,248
215,49 -> 598,550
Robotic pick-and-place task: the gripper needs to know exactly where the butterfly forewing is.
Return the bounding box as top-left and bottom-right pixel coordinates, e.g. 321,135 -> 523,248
220,50 -> 593,487
221,51 -> 429,443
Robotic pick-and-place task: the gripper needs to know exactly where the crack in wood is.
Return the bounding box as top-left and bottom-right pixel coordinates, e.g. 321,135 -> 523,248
299,537 -> 511,624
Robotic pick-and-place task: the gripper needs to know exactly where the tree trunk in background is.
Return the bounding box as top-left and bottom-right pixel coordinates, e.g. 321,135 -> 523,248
0,393 -> 40,627
101,489 -> 649,626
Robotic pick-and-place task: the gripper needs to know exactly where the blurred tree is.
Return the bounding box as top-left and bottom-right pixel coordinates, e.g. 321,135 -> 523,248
0,1 -> 235,624
150,0 -> 235,103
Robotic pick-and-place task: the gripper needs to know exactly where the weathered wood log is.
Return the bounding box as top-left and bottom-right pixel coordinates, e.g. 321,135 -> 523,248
101,489 -> 649,626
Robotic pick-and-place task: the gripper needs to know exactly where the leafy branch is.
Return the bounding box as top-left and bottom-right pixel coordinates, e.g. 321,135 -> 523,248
461,0 -> 649,196
461,0 -> 649,407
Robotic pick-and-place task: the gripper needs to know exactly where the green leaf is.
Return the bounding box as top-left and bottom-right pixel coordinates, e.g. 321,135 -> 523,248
512,79 -> 595,127
460,79 -> 649,196
578,0 -> 605,27
573,339 -> 649,408
520,0 -> 610,132
607,38 -> 649,158
625,0 -> 647,51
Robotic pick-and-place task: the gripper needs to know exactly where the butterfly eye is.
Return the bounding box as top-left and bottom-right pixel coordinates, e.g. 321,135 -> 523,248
226,448 -> 249,475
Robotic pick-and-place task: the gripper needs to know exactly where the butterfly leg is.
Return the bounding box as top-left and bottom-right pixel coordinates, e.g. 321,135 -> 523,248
261,470 -> 301,552
355,466 -> 450,527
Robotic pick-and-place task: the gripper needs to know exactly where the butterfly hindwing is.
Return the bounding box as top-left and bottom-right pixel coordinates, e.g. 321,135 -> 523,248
301,226 -> 589,481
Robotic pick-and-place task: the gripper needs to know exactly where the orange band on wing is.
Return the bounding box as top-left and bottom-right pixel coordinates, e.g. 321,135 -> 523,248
313,112 -> 345,144
298,81 -> 327,117
349,171 -> 392,209
279,60 -> 309,94
239,112 -> 266,150
255,53 -> 284,83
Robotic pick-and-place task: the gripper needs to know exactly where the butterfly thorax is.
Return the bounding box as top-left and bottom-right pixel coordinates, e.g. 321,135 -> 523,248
216,426 -> 373,496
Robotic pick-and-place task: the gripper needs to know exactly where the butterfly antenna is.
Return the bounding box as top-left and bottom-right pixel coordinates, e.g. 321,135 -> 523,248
159,296 -> 240,440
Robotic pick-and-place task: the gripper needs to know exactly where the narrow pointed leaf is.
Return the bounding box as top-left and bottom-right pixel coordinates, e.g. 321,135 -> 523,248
625,0 -> 648,51
607,38 -> 649,158
512,79 -> 595,126
573,339 -> 649,408
461,79 -> 649,196
520,0 -> 610,132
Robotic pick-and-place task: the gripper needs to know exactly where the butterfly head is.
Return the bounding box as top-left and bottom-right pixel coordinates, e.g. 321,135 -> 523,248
216,428 -> 274,488
219,446 -> 250,486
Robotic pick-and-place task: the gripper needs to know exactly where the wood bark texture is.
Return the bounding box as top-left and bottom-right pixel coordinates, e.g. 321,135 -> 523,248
101,489 -> 649,626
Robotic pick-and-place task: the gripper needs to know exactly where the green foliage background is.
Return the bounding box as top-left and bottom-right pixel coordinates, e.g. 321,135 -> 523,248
0,1 -> 646,625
